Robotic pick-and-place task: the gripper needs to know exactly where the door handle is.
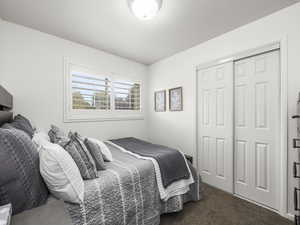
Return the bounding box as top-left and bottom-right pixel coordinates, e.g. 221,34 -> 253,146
294,139 -> 300,149
294,188 -> 300,211
294,162 -> 300,178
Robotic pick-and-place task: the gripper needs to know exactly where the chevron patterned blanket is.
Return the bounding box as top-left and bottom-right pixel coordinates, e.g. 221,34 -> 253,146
66,142 -> 202,225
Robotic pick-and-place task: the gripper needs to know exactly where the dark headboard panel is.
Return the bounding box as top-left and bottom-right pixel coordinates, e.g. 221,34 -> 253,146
0,85 -> 13,126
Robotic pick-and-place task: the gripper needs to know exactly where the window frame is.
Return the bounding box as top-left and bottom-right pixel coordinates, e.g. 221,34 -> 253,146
63,58 -> 144,122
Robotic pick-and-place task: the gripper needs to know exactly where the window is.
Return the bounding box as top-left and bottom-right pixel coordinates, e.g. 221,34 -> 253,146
64,60 -> 143,122
114,80 -> 140,111
72,72 -> 111,110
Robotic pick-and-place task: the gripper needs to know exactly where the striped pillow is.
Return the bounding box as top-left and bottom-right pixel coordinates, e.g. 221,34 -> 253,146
47,125 -> 97,180
63,132 -> 98,180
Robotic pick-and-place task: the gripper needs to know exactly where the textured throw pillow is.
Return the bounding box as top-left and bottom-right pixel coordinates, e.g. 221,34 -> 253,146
71,132 -> 98,177
8,114 -> 35,138
39,141 -> 84,204
48,125 -> 69,145
88,138 -> 113,162
0,128 -> 48,215
84,138 -> 106,171
61,132 -> 98,180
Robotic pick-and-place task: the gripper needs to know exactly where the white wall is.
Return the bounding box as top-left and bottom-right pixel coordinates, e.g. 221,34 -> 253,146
147,2 -> 300,215
0,19 -> 148,140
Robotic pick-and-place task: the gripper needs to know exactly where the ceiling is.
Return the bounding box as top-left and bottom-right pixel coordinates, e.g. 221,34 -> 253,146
0,0 -> 299,65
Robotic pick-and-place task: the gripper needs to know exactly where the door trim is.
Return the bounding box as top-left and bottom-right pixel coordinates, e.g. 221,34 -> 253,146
196,43 -> 280,72
195,37 -> 289,219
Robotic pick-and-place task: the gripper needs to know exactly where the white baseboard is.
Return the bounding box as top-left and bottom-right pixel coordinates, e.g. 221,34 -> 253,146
234,194 -> 294,221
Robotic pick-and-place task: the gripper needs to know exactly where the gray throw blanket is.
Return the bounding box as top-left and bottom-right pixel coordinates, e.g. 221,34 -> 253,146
110,137 -> 190,188
65,143 -> 201,225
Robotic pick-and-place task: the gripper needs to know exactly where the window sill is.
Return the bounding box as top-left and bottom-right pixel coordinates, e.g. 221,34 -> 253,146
63,115 -> 144,123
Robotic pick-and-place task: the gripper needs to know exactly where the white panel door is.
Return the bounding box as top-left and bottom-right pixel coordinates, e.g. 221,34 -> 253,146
234,50 -> 280,210
197,62 -> 233,193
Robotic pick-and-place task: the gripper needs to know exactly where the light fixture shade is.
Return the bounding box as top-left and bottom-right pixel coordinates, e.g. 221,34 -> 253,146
127,0 -> 162,20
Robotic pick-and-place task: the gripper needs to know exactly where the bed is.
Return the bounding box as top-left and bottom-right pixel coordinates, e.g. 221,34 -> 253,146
0,85 -> 202,225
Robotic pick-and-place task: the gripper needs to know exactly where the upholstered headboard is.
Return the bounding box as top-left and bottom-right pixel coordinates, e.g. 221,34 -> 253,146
0,85 -> 13,126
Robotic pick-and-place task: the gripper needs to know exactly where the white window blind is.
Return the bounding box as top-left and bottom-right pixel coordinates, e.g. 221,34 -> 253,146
71,72 -> 141,111
72,72 -> 111,110
113,81 -> 140,111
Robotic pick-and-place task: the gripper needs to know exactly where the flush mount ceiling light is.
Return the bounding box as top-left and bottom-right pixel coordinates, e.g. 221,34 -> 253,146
127,0 -> 162,20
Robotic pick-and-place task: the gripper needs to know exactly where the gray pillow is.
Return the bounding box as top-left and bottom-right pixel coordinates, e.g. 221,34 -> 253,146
84,138 -> 106,171
1,123 -> 15,130
9,114 -> 35,138
48,126 -> 97,180
0,128 -> 48,215
48,125 -> 69,145
61,132 -> 98,180
71,132 -> 98,178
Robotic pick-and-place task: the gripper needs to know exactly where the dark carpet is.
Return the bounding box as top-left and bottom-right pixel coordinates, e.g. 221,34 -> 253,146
161,184 -> 293,225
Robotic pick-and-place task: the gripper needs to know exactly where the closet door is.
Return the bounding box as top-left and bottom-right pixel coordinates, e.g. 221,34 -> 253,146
197,62 -> 234,193
234,50 -> 280,210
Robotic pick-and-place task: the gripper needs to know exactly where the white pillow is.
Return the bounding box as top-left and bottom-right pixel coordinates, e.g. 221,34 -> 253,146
39,141 -> 84,204
32,131 -> 50,152
88,138 -> 113,162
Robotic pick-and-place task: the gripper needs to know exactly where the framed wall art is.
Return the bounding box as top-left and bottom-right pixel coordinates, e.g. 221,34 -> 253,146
154,90 -> 166,112
169,87 -> 183,111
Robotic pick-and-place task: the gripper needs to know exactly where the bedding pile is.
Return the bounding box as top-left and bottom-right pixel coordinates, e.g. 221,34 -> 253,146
0,116 -> 202,225
65,142 -> 201,225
